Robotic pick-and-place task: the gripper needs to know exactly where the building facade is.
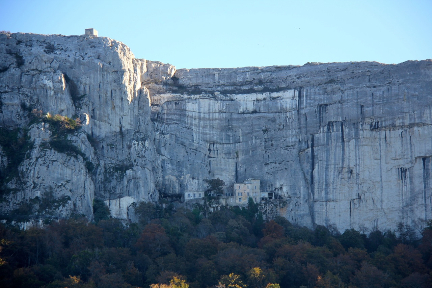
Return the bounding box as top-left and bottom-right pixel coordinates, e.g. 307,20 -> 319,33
184,191 -> 204,201
234,179 -> 260,205
85,28 -> 98,37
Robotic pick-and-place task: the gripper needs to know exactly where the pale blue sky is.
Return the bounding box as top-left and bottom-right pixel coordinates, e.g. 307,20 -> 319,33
1,0 -> 431,69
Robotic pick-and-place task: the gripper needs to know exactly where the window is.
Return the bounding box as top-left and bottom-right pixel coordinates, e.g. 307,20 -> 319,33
188,194 -> 190,198
247,192 -> 249,196
199,193 -> 201,197
239,198 -> 242,202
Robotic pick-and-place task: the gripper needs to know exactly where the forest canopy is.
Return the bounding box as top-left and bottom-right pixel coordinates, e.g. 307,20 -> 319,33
0,201 -> 431,288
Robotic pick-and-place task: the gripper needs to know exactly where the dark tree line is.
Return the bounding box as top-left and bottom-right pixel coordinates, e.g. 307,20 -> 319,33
0,199 -> 431,288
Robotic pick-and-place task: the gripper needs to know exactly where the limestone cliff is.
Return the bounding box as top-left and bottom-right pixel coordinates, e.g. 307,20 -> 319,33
0,32 -> 431,234
0,32 -> 173,222
154,61 -> 432,233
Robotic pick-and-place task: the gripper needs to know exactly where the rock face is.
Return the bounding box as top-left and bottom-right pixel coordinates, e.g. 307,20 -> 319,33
0,32 -> 172,221
1,32 -> 431,234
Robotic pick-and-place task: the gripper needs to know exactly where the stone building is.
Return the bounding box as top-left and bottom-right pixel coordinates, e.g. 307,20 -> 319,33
234,179 -> 260,204
184,191 -> 204,201
85,28 -> 98,37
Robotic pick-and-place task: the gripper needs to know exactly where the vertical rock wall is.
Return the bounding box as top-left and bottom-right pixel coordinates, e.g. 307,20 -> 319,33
152,61 -> 432,233
1,32 -> 431,233
0,33 -> 174,221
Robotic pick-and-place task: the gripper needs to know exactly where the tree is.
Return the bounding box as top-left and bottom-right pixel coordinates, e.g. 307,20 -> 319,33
194,258 -> 219,287
312,225 -> 332,247
351,262 -> 392,288
248,267 -> 265,288
150,276 -> 189,288
262,221 -> 284,239
184,237 -> 219,262
93,199 -> 110,223
98,272 -> 130,288
226,217 -> 254,245
419,221 -> 432,269
339,229 -> 365,250
135,202 -> 158,225
265,284 -> 280,288
219,273 -> 247,288
46,275 -> 94,288
259,221 -> 286,249
97,218 -> 127,247
389,244 -> 426,278
315,271 -> 344,288
397,222 -> 417,245
366,230 -> 385,252
204,178 -> 225,197
135,223 -> 173,259
303,263 -> 319,288
400,272 -> 430,288
170,276 -> 189,288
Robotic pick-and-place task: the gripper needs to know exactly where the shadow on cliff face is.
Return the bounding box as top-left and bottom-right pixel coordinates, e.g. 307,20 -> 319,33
164,75 -> 294,95
63,73 -> 85,108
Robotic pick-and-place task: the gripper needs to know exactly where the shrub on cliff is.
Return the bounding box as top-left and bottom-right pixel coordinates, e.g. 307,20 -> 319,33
45,113 -> 81,133
30,109 -> 82,135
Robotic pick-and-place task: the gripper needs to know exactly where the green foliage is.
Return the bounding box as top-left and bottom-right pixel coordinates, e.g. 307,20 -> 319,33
37,190 -> 71,214
93,199 -> 110,223
339,228 -> 366,250
191,206 -> 202,224
232,198 -> 260,223
248,267 -> 265,288
27,110 -> 85,162
135,201 -> 159,225
0,128 -> 33,186
397,222 -> 418,245
170,276 -> 189,288
312,225 -> 332,246
0,127 -> 32,199
48,138 -> 85,159
33,113 -> 96,174
47,138 -> 96,174
45,112 -> 81,134
204,178 -> 225,197
8,202 -> 34,222
2,190 -> 71,222
219,273 -> 247,288
67,249 -> 94,281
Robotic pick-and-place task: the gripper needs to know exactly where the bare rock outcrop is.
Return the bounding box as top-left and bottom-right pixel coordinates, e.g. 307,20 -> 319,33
153,61 -> 432,233
0,32 -> 173,221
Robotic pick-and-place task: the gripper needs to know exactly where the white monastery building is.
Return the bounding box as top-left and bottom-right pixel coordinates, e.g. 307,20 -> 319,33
234,179 -> 260,204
